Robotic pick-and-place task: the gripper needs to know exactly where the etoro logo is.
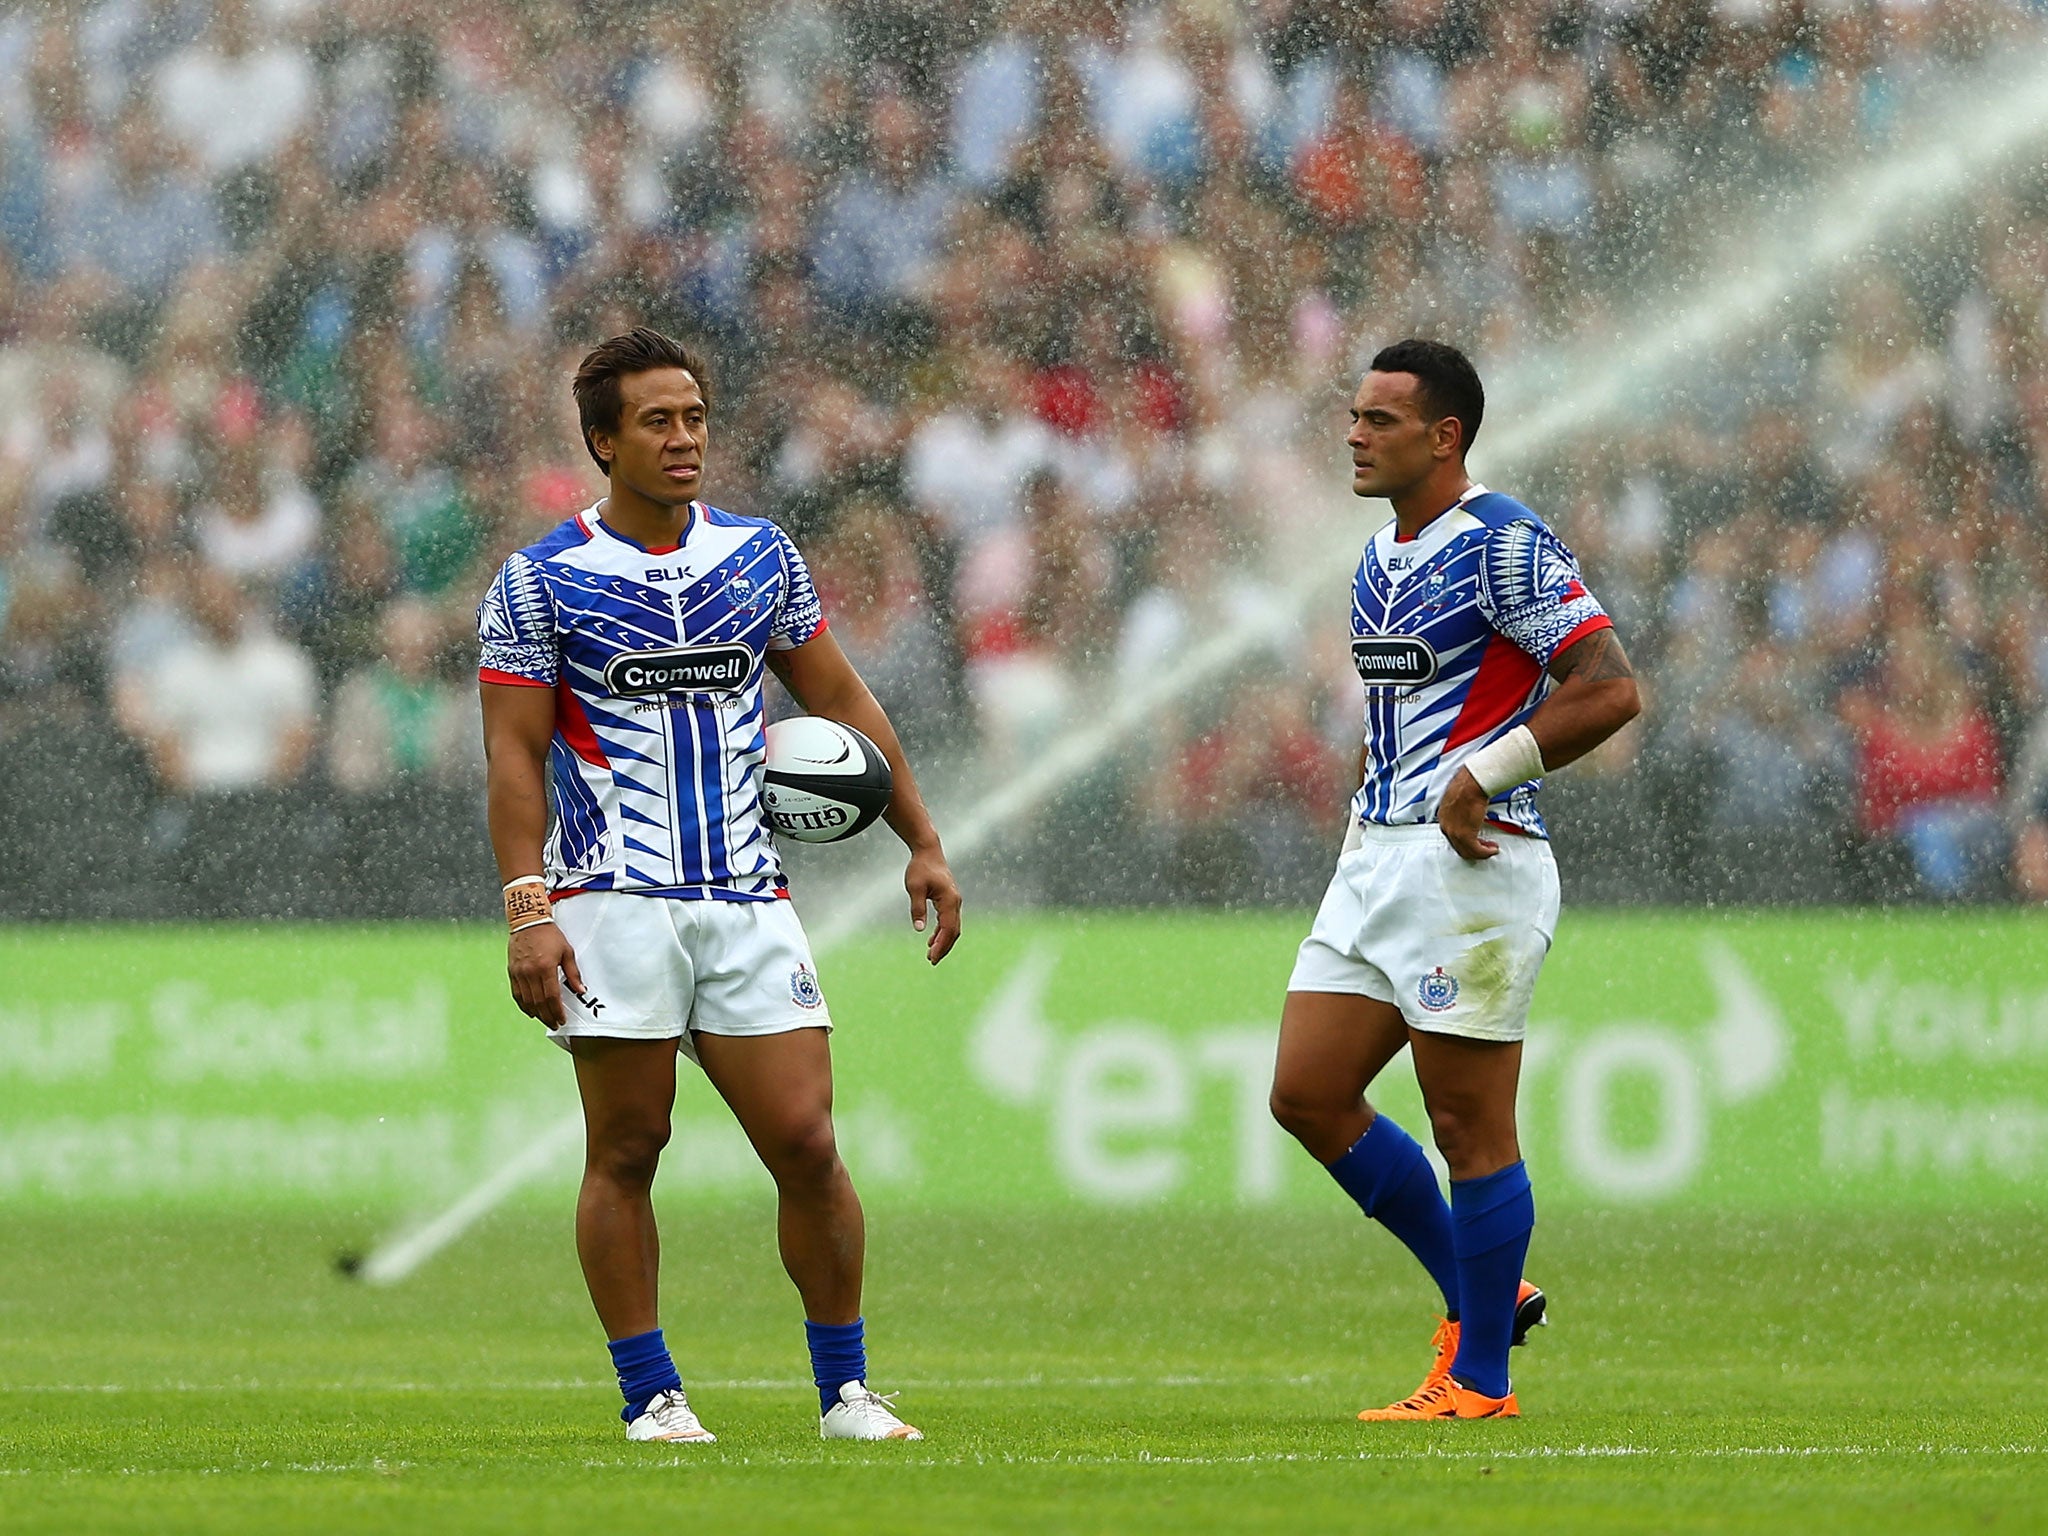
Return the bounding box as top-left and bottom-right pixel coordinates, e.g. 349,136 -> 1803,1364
966,938 -> 1792,1207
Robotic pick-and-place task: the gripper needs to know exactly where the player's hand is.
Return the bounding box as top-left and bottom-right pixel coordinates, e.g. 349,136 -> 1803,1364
508,922 -> 585,1029
1438,768 -> 1500,862
905,846 -> 962,965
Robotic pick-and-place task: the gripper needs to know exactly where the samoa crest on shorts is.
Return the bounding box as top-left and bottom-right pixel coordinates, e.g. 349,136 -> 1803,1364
1417,967 -> 1460,1012
790,963 -> 823,1009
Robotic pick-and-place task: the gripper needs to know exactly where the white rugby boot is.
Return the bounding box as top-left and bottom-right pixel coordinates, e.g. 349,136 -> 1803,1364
819,1380 -> 923,1441
625,1387 -> 717,1443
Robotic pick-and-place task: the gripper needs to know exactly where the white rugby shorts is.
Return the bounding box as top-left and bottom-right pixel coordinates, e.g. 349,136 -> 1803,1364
1287,822 -> 1560,1042
546,891 -> 832,1060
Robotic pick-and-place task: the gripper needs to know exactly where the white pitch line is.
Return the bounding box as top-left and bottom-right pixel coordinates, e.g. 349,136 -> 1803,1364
551,1444 -> 2048,1470
359,41 -> 2048,1288
0,1462 -> 416,1478
2,1445 -> 2040,1478
0,1373 -> 1339,1395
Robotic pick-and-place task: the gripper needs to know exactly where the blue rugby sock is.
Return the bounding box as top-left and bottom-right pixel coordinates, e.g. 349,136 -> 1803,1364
608,1327 -> 683,1423
806,1317 -> 867,1416
1324,1116 -> 1459,1317
1447,1161 -> 1535,1400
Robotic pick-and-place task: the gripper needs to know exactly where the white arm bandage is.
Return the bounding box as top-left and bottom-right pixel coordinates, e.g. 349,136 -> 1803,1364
1461,724 -> 1547,796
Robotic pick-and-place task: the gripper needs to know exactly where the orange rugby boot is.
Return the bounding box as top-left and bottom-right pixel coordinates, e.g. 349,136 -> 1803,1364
1359,1346 -> 1456,1420
1447,1379 -> 1519,1418
1358,1375 -> 1519,1421
1358,1281 -> 1545,1420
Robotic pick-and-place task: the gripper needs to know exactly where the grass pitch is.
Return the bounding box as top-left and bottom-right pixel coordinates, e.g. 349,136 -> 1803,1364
2,1204 -> 2043,1534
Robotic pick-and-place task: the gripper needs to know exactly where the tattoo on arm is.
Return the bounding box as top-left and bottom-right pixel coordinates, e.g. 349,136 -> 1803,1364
766,650 -> 804,707
1548,627 -> 1635,685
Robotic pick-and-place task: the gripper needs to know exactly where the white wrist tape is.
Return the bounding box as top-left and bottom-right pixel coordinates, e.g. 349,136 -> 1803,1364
1462,725 -> 1546,796
503,875 -> 546,891
504,877 -> 554,934
1340,817 -> 1363,857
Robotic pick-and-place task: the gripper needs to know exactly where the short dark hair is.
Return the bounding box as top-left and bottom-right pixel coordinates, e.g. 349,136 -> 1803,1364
1370,338 -> 1484,454
572,327 -> 712,472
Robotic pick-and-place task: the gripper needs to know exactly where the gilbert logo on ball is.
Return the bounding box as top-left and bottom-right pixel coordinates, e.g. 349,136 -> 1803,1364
762,716 -> 892,844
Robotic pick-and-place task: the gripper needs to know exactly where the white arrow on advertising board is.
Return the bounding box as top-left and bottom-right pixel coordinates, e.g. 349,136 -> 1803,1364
1700,938 -> 1788,1103
966,943 -> 1060,1104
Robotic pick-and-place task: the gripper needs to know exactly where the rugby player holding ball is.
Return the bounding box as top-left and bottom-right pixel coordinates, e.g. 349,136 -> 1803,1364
478,328 -> 961,1445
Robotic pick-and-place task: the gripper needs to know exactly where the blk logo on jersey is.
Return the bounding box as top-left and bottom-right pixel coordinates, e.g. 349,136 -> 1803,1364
1352,635 -> 1439,687
604,643 -> 753,696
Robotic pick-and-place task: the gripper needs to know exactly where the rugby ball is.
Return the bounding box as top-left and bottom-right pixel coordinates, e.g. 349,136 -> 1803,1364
762,716 -> 892,843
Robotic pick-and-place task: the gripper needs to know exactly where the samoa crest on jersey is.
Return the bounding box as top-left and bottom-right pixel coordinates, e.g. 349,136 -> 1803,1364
1348,485 -> 1610,838
477,502 -> 826,900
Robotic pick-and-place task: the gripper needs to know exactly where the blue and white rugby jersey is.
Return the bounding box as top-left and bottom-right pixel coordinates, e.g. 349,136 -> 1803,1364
1349,485 -> 1611,839
477,502 -> 826,900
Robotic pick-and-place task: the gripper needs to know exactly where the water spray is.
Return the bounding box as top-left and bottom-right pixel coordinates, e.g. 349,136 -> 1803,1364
354,42 -> 2048,1284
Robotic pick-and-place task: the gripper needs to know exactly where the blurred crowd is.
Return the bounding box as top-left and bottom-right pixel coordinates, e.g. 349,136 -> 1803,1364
3,0 -> 2046,910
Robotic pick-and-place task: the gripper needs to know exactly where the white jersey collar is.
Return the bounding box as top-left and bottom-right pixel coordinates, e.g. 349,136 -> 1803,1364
585,499 -> 701,553
1373,483 -> 1489,571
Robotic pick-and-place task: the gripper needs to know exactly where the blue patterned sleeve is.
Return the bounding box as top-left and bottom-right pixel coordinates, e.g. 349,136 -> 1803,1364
477,551 -> 561,685
1476,518 -> 1612,667
769,530 -> 827,650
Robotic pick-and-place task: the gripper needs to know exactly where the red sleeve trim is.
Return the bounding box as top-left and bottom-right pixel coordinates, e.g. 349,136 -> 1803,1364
1550,614 -> 1613,662
480,668 -> 552,688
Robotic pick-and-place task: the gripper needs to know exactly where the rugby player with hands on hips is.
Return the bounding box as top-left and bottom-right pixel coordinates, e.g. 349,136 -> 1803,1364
1270,339 -> 1640,1421
479,328 -> 961,1446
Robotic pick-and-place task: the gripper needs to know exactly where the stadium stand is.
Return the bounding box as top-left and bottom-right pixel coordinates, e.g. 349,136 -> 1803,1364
1,0 -> 2043,914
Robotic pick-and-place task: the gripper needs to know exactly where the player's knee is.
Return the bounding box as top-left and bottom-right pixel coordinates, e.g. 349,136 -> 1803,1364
764,1115 -> 841,1188
1268,1083 -> 1311,1138
1269,1081 -> 1336,1143
590,1118 -> 671,1189
1425,1102 -> 1475,1167
1425,1102 -> 1517,1179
